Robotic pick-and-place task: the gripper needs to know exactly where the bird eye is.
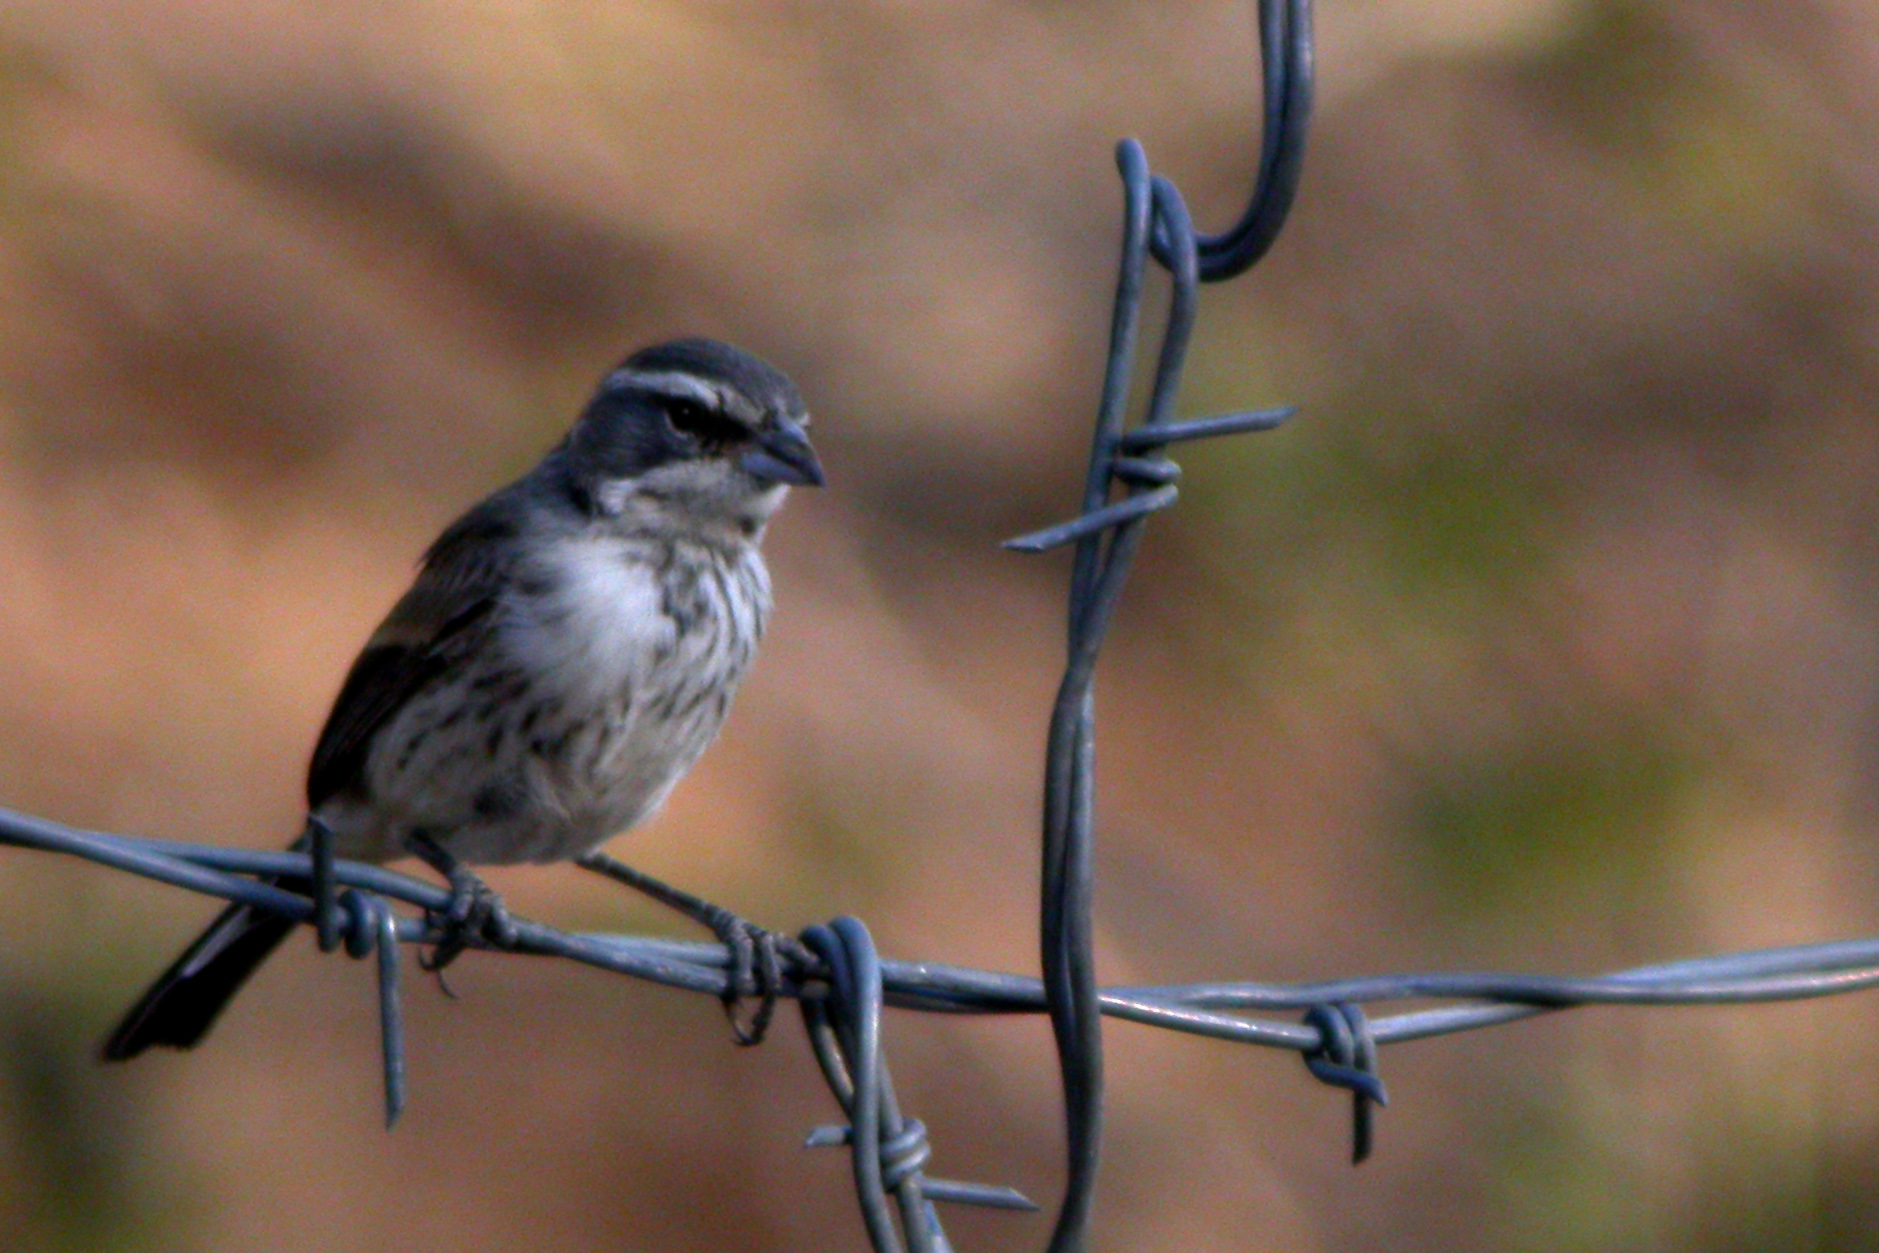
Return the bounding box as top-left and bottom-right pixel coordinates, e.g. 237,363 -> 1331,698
664,397 -> 746,449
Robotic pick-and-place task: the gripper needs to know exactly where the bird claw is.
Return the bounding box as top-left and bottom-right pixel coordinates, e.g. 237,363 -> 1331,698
420,877 -> 518,972
404,832 -> 521,973
722,918 -> 774,1046
707,909 -> 814,1047
572,851 -> 809,1047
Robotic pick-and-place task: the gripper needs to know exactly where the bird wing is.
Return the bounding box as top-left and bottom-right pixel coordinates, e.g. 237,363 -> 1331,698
305,498 -> 519,810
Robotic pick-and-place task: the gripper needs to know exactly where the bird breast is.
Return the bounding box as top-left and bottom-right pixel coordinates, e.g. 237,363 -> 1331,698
514,529 -> 768,689
450,529 -> 771,862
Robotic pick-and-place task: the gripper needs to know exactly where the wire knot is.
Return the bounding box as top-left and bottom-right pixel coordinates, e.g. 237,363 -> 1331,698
332,888 -> 389,958
876,1119 -> 934,1191
1110,455 -> 1181,487
799,1118 -> 937,1195
1301,1002 -> 1387,1164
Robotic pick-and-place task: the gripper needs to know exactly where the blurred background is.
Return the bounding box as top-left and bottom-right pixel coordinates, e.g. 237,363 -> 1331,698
0,0 -> 1877,1248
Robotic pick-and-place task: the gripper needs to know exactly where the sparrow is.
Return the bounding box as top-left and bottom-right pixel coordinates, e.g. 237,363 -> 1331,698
103,337 -> 823,1061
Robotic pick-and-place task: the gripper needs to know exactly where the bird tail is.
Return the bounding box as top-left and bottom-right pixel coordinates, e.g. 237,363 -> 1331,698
101,895 -> 298,1061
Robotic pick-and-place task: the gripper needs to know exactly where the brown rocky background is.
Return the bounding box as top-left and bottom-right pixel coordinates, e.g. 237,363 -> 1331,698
1,1 -> 1878,1249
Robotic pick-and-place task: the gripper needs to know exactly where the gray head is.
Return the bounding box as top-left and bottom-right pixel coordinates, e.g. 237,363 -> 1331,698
560,338 -> 823,535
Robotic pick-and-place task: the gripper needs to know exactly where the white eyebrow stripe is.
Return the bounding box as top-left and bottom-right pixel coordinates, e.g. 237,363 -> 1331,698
605,369 -> 765,426
608,369 -> 723,408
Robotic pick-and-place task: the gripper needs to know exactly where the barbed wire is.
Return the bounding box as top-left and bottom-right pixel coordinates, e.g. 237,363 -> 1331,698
5,1 -> 1879,1250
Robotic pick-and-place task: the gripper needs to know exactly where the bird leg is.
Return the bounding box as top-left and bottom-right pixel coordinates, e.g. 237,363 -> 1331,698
404,830 -> 520,972
574,851 -> 811,1046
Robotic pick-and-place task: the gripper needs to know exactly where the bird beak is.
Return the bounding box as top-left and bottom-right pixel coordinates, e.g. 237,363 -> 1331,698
742,415 -> 825,487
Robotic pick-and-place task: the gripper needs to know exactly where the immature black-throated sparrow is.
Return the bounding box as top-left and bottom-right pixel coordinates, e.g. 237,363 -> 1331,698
103,338 -> 822,1060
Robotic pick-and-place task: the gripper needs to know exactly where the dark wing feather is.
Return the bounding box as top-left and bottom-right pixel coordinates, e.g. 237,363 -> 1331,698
101,900 -> 298,1058
305,496 -> 521,809
104,490 -> 537,1061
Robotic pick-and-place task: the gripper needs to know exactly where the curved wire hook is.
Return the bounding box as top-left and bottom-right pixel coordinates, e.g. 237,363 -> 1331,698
801,918 -> 1034,1252
801,919 -> 905,1252
331,887 -> 407,1128
1190,0 -> 1315,281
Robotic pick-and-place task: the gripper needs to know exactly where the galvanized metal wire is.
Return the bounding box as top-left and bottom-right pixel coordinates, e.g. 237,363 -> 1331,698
4,0 -> 1878,1248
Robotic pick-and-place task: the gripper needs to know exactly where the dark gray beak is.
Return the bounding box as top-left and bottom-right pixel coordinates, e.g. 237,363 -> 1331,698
742,415 -> 825,487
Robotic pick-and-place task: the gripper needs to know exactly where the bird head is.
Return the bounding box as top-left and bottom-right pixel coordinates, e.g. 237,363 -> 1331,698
563,338 -> 823,534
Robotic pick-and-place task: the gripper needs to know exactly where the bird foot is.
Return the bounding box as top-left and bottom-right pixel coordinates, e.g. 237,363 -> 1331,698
405,832 -> 520,973
703,906 -> 805,1047
574,851 -> 809,1046
419,872 -> 520,973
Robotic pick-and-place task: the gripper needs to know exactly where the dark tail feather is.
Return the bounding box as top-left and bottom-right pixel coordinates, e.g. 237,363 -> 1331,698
102,899 -> 298,1061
